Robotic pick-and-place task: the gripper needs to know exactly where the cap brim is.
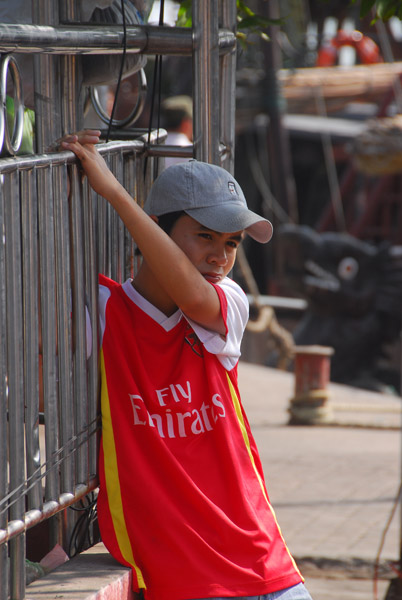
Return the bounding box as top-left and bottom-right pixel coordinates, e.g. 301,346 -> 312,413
186,205 -> 273,244
245,219 -> 273,243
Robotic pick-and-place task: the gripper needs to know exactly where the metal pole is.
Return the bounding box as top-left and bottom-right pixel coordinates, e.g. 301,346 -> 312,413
37,165 -> 60,555
4,171 -> 25,600
69,166 -> 90,486
0,160 -> 9,600
83,184 -> 99,480
0,23 -> 195,56
193,0 -> 220,164
60,0 -> 83,134
219,0 -> 237,174
53,164 -> 74,495
110,153 -> 126,282
33,0 -> 62,152
21,169 -> 42,512
260,0 -> 299,224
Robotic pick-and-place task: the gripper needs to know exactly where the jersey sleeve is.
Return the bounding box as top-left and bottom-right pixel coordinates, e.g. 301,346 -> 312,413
85,273 -> 121,358
97,273 -> 121,347
185,277 -> 249,370
99,284 -> 113,346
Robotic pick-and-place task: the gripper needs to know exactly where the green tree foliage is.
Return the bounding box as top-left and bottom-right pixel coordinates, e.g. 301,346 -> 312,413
175,0 -> 283,46
352,0 -> 402,20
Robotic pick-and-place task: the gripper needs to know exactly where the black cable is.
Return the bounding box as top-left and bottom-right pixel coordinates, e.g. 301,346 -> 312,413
155,53 -> 163,180
105,0 -> 128,143
144,0 -> 165,178
68,492 -> 99,558
144,56 -> 161,176
0,414 -> 101,517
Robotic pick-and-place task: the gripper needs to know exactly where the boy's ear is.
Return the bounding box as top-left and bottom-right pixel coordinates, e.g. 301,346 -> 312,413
150,215 -> 159,224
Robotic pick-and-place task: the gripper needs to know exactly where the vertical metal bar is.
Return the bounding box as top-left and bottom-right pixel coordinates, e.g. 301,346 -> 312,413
143,154 -> 155,203
110,208 -> 120,282
101,154 -> 113,279
69,167 -> 89,486
60,10 -> 83,514
58,0 -> 80,22
33,0 -> 64,555
192,0 -> 220,164
59,2 -> 84,553
61,53 -> 81,133
53,165 -> 74,493
95,191 -> 107,278
53,164 -> 79,553
133,153 -> 146,276
219,0 -> 237,174
4,171 -> 25,599
37,167 -> 60,506
60,0 -> 83,135
136,154 -> 146,210
33,1 -> 61,152
0,174 -> 9,600
106,201 -> 113,280
123,223 -> 134,280
123,154 -> 136,280
21,170 -> 42,511
83,183 -> 99,479
261,0 -> 299,224
110,153 -> 125,283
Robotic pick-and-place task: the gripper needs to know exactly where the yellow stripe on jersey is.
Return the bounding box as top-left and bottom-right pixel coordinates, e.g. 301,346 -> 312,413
100,352 -> 146,589
225,371 -> 302,578
225,372 -> 269,502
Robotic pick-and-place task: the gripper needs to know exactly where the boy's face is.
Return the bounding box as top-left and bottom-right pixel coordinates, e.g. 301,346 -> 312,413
169,215 -> 243,283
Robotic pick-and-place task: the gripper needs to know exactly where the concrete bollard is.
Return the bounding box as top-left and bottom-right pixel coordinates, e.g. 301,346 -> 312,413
288,345 -> 334,425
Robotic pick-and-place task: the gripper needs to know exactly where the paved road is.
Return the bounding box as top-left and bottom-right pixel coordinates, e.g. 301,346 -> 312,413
238,362 -> 402,600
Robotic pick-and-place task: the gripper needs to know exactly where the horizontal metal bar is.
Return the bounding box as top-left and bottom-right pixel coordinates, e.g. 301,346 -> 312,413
0,24 -> 235,57
0,138 -> 150,173
146,144 -> 194,158
247,294 -> 307,312
0,24 -> 183,56
146,142 -> 229,159
0,480 -> 98,545
98,128 -> 167,143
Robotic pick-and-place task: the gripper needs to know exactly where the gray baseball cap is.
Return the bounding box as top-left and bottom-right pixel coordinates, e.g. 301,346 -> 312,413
144,160 -> 273,243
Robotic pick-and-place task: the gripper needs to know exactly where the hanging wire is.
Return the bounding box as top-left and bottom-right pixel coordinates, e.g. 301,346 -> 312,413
68,492 -> 99,557
105,0 -> 128,143
144,0 -> 165,178
0,414 -> 101,518
313,88 -> 346,232
245,130 -> 292,224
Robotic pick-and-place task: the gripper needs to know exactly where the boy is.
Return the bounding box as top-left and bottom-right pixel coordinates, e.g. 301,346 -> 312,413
61,131 -> 312,600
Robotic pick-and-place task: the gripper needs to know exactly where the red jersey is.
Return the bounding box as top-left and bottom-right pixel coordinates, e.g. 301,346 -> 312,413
97,274 -> 302,600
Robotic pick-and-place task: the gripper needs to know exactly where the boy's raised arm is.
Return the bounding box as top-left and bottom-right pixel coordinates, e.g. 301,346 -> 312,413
61,132 -> 226,335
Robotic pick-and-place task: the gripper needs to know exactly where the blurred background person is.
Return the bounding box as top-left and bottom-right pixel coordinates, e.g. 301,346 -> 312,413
161,95 -> 193,168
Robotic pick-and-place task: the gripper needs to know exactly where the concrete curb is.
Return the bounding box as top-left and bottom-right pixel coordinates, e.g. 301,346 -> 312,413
26,543 -> 134,600
25,544 -> 396,600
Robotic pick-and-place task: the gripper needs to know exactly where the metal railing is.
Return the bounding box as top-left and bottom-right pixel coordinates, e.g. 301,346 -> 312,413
0,1 -> 238,597
0,135 -> 159,599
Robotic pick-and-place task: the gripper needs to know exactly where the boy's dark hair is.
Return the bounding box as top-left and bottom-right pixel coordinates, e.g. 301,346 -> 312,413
157,210 -> 187,236
135,210 -> 186,256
